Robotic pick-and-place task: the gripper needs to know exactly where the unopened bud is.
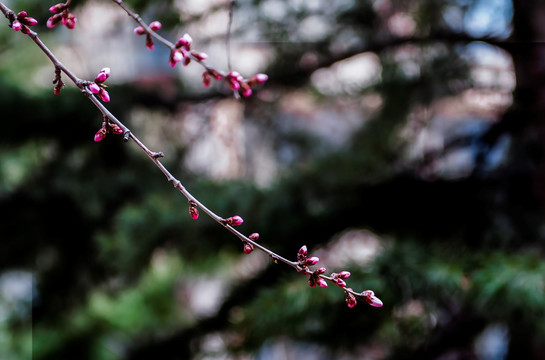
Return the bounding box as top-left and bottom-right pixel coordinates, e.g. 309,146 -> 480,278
243,242 -> 254,254
361,290 -> 383,307
99,88 -> 110,103
65,13 -> 76,29
22,17 -> 38,26
94,127 -> 107,142
88,83 -> 100,94
249,233 -> 259,241
225,215 -> 244,226
190,51 -> 208,61
336,279 -> 347,288
109,123 -> 123,135
134,26 -> 146,35
346,291 -> 357,308
304,256 -> 319,266
49,4 -> 66,14
149,21 -> 162,31
12,20 -> 22,31
175,33 -> 192,49
189,205 -> 199,220
47,14 -> 62,28
298,245 -> 308,257
145,34 -> 154,50
16,11 -> 27,18
317,278 -> 328,287
202,72 -> 211,87
338,271 -> 351,279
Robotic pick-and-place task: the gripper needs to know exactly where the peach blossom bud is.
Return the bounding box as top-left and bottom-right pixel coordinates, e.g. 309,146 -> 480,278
336,279 -> 347,288
225,215 -> 244,226
183,56 -> 191,66
133,26 -> 146,35
47,14 -> 61,28
149,21 -> 162,31
338,271 -> 351,279
16,11 -> 27,18
95,68 -> 110,83
304,257 -> 319,266
249,233 -> 259,241
240,82 -> 252,97
346,292 -> 357,308
208,69 -> 222,80
243,242 -> 254,254
298,245 -> 308,257
172,50 -> 184,63
202,72 -> 211,87
145,34 -> 154,50
22,17 -> 38,26
65,13 -> 76,29
94,127 -> 107,142
315,267 -> 326,274
49,4 -> 66,13
99,89 -> 110,102
361,290 -> 383,307
189,205 -> 199,220
88,83 -> 100,94
175,33 -> 192,49
12,20 -> 22,31
190,51 -> 208,61
228,79 -> 241,91
317,278 -> 328,287
109,123 -> 123,135
53,85 -> 61,95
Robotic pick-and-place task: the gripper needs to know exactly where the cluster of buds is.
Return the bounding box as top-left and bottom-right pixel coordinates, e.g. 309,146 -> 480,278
297,245 -> 320,268
94,120 -> 123,142
308,267 -> 328,288
169,34 -> 195,67
47,3 -> 77,29
222,215 -> 244,226
225,72 -> 268,98
243,233 -> 259,254
330,271 -> 351,288
134,21 -> 162,50
10,11 -> 38,34
87,67 -> 111,102
188,200 -> 199,220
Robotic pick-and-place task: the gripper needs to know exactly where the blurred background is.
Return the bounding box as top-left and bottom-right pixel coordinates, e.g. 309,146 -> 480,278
1,0 -> 544,359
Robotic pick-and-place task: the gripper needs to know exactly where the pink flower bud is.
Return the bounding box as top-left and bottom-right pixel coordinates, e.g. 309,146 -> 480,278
12,20 -> 22,31
149,21 -> 162,31
53,85 -> 61,95
298,245 -> 308,257
241,83 -> 252,97
134,26 -> 146,35
99,88 -> 110,102
336,279 -> 347,288
145,34 -> 154,50
21,25 -> 30,34
95,68 -> 110,83
88,83 -> 100,94
254,73 -> 268,83
109,123 -> 123,135
64,13 -> 76,29
49,3 -> 66,14
208,69 -> 222,80
249,233 -> 259,241
225,215 -> 244,226
16,11 -> 27,18
22,17 -> 38,26
317,278 -> 328,287
304,256 -> 319,266
94,127 -> 107,142
338,271 -> 351,279
183,56 -> 191,66
190,51 -> 208,61
346,292 -> 357,308
47,14 -> 62,28
189,205 -> 199,220
172,50 -> 184,63
315,267 -> 326,274
202,72 -> 211,87
243,242 -> 254,254
228,79 -> 241,91
361,290 -> 383,307
175,33 -> 192,49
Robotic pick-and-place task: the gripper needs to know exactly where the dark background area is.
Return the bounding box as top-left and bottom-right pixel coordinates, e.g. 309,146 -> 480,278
1,0 -> 544,359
